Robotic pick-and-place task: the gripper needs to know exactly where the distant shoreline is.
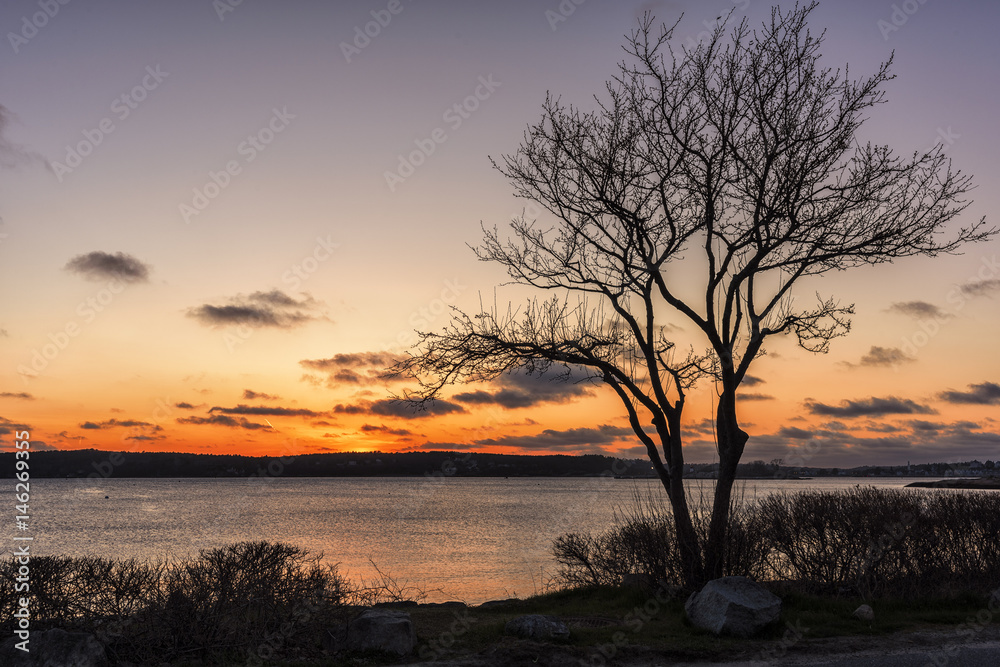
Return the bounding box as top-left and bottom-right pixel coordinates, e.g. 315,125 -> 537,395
905,476 -> 1000,489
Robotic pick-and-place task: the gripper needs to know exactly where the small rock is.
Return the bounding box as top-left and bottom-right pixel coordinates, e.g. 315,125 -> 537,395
685,576 -> 782,638
420,601 -> 468,609
478,598 -> 520,608
504,614 -> 570,640
0,628 -> 109,667
853,604 -> 875,622
346,609 -> 416,656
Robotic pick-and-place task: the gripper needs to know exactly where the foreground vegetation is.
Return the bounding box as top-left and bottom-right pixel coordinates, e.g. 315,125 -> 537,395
553,486 -> 1000,599
2,488 -> 998,665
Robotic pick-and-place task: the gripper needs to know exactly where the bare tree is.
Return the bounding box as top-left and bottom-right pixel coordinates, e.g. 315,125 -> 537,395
395,2 -> 993,588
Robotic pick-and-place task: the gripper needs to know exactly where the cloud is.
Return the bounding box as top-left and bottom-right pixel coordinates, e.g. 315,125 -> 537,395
738,392 -> 774,401
805,396 -> 936,417
777,426 -> 813,440
76,419 -> 162,431
451,369 -> 594,409
415,442 -> 480,451
333,398 -> 465,419
360,424 -> 413,436
959,280 -> 1000,298
0,392 -> 33,400
243,390 -> 279,400
474,424 -> 635,452
885,301 -> 951,319
850,346 -> 916,368
741,375 -> 765,387
208,404 -> 323,417
299,351 -> 407,387
175,402 -> 196,409
64,251 -> 151,283
176,415 -> 272,430
188,291 -> 322,329
0,416 -> 30,436
0,105 -> 49,171
939,381 -> 1000,405
741,419 -> 1000,468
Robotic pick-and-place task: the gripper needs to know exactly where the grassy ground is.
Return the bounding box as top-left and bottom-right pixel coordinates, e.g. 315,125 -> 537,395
260,585 -> 998,667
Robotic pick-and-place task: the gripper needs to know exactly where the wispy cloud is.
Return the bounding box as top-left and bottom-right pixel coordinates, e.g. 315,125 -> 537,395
208,404 -> 323,417
77,419 -> 163,431
0,392 -> 34,400
959,280 -> 1000,298
474,424 -> 635,453
188,290 -> 322,329
176,415 -> 272,430
738,392 -> 775,401
847,346 -> 916,368
0,416 -> 31,436
805,396 -> 936,417
65,251 -> 151,283
939,381 -> 1000,405
299,351 -> 406,387
0,105 -> 49,171
885,301 -> 951,319
333,398 -> 465,419
452,369 -> 594,409
243,390 -> 279,400
360,424 -> 413,436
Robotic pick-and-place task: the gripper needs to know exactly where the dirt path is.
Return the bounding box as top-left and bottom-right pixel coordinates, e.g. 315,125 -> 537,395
401,626 -> 1000,666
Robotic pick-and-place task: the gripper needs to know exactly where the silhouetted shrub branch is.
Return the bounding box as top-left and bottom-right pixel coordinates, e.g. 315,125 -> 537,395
552,487 -> 1000,598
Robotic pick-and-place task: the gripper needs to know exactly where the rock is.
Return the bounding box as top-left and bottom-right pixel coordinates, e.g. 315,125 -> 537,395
685,576 -> 782,637
853,604 -> 875,622
420,601 -> 468,609
346,609 -> 415,655
478,598 -> 520,608
504,614 -> 570,640
0,628 -> 109,667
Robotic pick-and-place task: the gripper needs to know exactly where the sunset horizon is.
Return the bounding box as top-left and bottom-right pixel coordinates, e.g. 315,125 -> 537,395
2,0 -> 998,469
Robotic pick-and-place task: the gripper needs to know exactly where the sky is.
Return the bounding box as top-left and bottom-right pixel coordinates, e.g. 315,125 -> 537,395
0,0 -> 998,468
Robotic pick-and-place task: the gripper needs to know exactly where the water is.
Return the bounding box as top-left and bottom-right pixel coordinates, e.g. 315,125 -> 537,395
0,476 -> 956,603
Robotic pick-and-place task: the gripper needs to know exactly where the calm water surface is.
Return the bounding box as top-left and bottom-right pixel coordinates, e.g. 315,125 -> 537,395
1,476 -> 955,603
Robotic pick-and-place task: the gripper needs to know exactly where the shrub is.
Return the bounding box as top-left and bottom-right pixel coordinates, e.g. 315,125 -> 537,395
552,486 -> 1000,599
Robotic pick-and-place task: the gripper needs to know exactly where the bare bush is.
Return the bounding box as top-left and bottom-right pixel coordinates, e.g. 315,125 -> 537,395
552,487 -> 1000,599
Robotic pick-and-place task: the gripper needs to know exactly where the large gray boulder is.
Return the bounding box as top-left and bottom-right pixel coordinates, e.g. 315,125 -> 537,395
685,576 -> 781,637
346,609 -> 416,655
504,614 -> 570,640
0,628 -> 109,667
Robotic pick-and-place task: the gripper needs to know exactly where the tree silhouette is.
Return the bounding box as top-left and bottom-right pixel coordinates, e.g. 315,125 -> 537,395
395,2 -> 993,588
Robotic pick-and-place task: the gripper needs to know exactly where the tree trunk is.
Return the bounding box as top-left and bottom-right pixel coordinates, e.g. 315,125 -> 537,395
652,411 -> 704,590
704,386 -> 749,582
